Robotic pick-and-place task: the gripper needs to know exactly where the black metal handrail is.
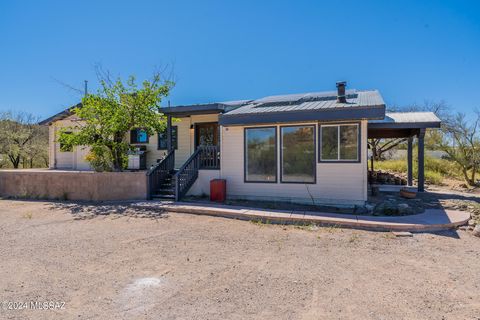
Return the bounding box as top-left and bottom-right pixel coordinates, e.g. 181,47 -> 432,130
199,145 -> 220,169
174,148 -> 201,201
146,150 -> 175,200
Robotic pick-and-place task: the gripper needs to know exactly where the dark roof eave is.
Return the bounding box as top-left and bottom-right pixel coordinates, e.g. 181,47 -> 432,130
160,104 -> 226,116
219,105 -> 386,126
160,109 -> 224,117
368,121 -> 441,129
38,103 -> 81,125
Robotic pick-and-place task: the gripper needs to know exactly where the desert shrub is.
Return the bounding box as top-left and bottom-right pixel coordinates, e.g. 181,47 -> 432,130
425,157 -> 463,180
85,145 -> 114,172
424,170 -> 443,185
374,159 -> 406,173
374,157 -> 464,185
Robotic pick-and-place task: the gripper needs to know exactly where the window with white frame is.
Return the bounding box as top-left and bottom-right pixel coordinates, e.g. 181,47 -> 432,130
320,124 -> 359,161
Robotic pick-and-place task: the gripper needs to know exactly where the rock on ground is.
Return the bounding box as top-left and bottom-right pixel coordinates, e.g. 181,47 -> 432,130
473,225 -> 480,237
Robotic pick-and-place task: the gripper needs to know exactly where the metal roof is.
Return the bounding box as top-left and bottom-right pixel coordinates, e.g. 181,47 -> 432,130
219,89 -> 386,125
160,100 -> 251,116
41,88 -> 393,127
368,112 -> 441,129
223,90 -> 384,115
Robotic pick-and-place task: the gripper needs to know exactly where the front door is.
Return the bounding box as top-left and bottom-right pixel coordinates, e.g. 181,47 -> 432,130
195,122 -> 219,148
195,122 -> 220,168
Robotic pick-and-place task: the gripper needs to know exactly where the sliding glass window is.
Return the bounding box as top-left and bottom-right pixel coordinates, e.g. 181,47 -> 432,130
320,124 -> 359,161
244,127 -> 277,182
281,125 -> 315,183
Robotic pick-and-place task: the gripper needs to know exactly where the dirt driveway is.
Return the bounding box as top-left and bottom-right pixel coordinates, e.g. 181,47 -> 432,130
0,199 -> 479,320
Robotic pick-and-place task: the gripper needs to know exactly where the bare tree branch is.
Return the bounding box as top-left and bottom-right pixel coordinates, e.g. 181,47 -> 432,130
50,76 -> 84,96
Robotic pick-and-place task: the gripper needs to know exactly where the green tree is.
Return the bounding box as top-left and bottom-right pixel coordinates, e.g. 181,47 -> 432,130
22,125 -> 49,168
59,72 -> 173,171
0,111 -> 46,169
437,111 -> 480,186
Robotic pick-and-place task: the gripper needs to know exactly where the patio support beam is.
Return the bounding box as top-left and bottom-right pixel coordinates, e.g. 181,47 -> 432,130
167,115 -> 172,152
417,129 -> 426,192
407,136 -> 413,186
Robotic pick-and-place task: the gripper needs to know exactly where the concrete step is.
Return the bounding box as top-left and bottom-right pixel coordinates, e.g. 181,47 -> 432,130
156,189 -> 175,194
151,194 -> 175,200
139,202 -> 471,232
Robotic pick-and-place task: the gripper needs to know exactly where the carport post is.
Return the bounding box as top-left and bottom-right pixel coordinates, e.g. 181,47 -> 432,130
417,129 -> 426,192
407,137 -> 413,186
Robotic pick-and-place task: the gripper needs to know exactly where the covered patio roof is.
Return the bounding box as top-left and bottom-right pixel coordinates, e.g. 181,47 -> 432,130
367,112 -> 442,193
368,112 -> 441,138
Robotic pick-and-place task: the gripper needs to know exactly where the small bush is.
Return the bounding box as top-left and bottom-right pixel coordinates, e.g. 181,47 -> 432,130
424,170 -> 443,185
424,158 -> 463,180
375,159 -> 406,173
85,145 -> 114,172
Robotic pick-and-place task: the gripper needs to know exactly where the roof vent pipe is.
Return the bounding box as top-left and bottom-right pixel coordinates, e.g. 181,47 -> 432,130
336,81 -> 347,103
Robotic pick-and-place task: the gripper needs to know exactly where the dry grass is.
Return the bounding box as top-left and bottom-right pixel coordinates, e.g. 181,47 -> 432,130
374,157 -> 465,185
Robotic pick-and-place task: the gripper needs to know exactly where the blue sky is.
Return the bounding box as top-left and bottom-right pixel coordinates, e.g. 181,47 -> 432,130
0,0 -> 479,119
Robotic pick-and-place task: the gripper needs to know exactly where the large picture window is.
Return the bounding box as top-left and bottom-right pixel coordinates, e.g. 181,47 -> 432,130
158,126 -> 178,150
244,127 -> 277,182
281,126 -> 315,183
320,124 -> 359,161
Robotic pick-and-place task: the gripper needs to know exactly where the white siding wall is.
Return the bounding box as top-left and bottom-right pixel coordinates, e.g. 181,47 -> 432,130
48,125 -> 55,169
48,113 -> 368,204
146,113 -> 219,168
220,120 -> 368,205
49,113 -> 220,170
50,115 -> 91,170
131,116 -> 191,169
74,146 -> 92,170
187,169 -> 221,196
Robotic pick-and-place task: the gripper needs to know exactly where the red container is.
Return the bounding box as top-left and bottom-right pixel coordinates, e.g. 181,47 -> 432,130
210,179 -> 226,202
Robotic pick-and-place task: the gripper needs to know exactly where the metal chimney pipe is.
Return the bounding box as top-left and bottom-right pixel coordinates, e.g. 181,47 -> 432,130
336,81 -> 347,103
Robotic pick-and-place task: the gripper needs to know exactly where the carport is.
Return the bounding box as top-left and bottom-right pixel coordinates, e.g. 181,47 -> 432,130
367,112 -> 442,192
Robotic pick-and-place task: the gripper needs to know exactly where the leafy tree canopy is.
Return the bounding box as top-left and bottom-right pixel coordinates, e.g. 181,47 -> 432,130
0,111 -> 47,169
437,111 -> 480,186
59,72 -> 174,171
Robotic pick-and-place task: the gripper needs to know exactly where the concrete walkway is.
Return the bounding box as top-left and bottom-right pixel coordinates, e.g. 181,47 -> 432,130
138,201 -> 471,232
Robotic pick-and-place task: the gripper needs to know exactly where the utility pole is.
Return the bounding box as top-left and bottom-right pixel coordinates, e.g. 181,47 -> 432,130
84,80 -> 88,96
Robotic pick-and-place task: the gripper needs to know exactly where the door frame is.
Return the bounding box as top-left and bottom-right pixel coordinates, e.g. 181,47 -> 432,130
194,122 -> 219,149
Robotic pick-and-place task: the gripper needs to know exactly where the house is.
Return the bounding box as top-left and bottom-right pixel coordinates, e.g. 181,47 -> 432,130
40,82 -> 441,205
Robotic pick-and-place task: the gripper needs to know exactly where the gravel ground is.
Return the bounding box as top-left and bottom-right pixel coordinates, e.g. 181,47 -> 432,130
0,199 -> 479,320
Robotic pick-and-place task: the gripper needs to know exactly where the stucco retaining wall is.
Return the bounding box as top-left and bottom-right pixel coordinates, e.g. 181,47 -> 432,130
0,169 -> 147,201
